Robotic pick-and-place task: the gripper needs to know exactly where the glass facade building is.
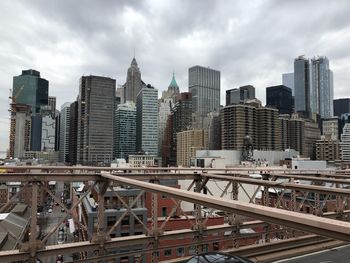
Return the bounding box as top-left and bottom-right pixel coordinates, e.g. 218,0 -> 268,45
188,66 -> 220,118
311,57 -> 333,119
13,69 -> 48,114
115,102 -> 136,159
266,85 -> 293,115
77,75 -> 116,165
136,85 -> 158,156
294,56 -> 311,117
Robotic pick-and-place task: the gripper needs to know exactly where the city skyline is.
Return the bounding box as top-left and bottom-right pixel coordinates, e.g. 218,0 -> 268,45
1,1 -> 350,151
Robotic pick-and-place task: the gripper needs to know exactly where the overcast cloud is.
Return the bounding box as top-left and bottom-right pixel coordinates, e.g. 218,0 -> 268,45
1,0 -> 350,151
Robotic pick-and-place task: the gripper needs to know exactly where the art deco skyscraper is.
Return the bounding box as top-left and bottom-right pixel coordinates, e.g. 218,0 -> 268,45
77,75 -> 115,165
189,65 -> 220,120
124,57 -> 143,103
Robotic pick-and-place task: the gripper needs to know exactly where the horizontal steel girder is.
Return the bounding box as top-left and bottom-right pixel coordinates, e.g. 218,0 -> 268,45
202,174 -> 350,196
102,172 -> 350,242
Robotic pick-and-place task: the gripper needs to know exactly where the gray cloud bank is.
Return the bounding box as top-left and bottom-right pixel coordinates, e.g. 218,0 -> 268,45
0,0 -> 350,150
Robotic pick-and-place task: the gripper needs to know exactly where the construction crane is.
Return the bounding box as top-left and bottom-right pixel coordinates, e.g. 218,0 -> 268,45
9,85 -> 24,103
9,85 -> 25,113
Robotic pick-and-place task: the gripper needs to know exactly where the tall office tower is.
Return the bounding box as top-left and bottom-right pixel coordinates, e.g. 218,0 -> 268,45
59,102 -> 71,163
177,130 -> 208,167
207,111 -> 221,150
41,108 -> 56,151
304,120 -> 321,159
69,101 -> 78,165
189,65 -> 220,121
289,118 -> 305,156
334,98 -> 350,118
48,96 -> 56,112
115,102 -> 136,159
158,74 -> 180,156
257,107 -> 282,150
55,111 -> 60,151
8,104 -> 32,158
221,104 -> 257,150
279,115 -> 290,150
341,123 -> 350,161
77,76 -> 116,165
294,56 -> 311,118
311,57 -> 333,118
162,73 -> 180,100
116,85 -> 125,104
12,69 -> 49,114
169,92 -> 193,163
31,114 -> 42,151
124,57 -> 144,103
282,73 -> 295,95
158,98 -> 173,157
162,114 -> 174,166
136,85 -> 158,156
226,85 -> 255,106
266,85 -> 293,115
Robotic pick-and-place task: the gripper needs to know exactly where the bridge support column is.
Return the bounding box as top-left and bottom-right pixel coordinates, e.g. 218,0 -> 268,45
92,180 -> 109,258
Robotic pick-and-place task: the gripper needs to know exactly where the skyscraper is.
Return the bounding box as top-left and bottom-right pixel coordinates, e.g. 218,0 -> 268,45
341,123 -> 350,161
158,74 -> 180,156
41,108 -> 56,151
334,98 -> 350,118
136,84 -> 158,156
161,73 -> 180,100
59,102 -> 71,163
115,102 -> 136,159
282,73 -> 294,95
124,57 -> 144,103
294,56 -> 311,118
226,85 -> 255,106
266,85 -> 293,115
77,76 -> 116,165
188,66 -> 220,120
8,104 -> 32,158
48,96 -> 56,112
311,56 -> 333,118
12,69 -> 48,114
69,101 -> 78,165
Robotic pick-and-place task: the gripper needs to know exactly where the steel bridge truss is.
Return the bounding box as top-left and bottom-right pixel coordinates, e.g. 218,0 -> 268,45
0,167 -> 350,262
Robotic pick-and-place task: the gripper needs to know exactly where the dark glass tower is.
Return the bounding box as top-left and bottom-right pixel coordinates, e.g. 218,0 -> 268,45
334,98 -> 350,118
294,56 -> 311,118
266,85 -> 293,115
13,69 -> 48,114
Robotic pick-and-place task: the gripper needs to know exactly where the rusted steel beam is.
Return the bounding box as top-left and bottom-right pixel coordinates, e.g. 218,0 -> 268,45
102,173 -> 350,242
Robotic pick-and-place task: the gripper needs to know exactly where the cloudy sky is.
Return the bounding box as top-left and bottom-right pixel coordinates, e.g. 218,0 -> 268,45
1,0 -> 350,152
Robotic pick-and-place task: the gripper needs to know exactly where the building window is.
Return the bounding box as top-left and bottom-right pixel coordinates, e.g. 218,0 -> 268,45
121,216 -> 129,226
164,249 -> 172,257
135,215 -> 143,225
176,247 -> 184,256
107,216 -> 115,227
213,242 -> 219,251
162,207 -> 167,217
202,244 -> 209,253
